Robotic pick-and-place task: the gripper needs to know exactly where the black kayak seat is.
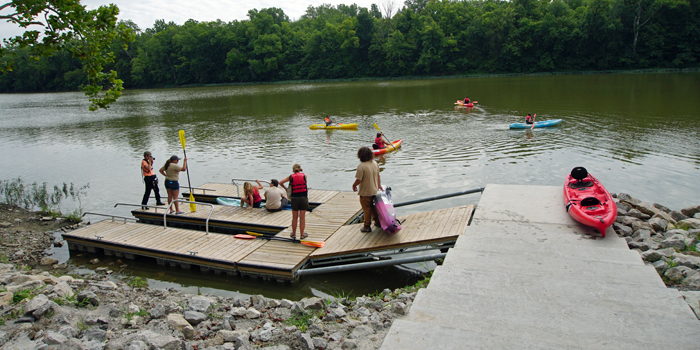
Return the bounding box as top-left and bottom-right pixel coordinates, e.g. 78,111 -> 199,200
580,197 -> 601,206
570,166 -> 593,189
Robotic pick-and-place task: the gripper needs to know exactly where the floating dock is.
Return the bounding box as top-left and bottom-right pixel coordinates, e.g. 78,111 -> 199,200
64,184 -> 475,281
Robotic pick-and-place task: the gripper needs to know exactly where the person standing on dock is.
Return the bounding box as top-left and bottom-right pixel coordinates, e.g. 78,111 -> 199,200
159,155 -> 187,214
280,164 -> 308,239
352,147 -> 382,233
258,179 -> 288,212
141,151 -> 164,209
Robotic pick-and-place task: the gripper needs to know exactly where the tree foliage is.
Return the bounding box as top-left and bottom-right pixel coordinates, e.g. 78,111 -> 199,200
0,0 -> 697,96
0,0 -> 134,110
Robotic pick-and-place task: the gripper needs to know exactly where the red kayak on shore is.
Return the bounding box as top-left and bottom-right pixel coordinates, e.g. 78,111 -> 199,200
564,167 -> 617,237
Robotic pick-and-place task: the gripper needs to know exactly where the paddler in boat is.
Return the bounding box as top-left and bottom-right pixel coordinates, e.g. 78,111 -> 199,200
526,113 -> 536,124
373,133 -> 386,150
324,115 -> 334,126
463,96 -> 471,104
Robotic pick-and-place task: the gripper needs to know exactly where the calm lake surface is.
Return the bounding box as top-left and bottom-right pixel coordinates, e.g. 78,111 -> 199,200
2,72 -> 699,299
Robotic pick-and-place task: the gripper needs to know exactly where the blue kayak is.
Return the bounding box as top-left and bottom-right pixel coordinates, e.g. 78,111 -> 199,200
509,119 -> 562,129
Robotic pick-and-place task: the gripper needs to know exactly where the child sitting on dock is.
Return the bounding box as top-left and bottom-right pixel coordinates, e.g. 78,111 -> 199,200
241,182 -> 262,209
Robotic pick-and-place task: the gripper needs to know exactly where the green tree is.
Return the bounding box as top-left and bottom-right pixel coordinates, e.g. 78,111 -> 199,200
0,0 -> 134,110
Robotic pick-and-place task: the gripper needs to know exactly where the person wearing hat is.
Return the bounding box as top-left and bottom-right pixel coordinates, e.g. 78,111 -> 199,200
279,164 -> 308,239
159,155 -> 188,214
141,151 -> 165,209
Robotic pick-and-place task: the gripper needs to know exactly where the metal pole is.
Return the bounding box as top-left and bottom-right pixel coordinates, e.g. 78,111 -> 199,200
393,187 -> 484,208
295,253 -> 447,276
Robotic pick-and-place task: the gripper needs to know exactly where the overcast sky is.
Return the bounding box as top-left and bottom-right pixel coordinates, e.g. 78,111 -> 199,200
1,0 -> 384,40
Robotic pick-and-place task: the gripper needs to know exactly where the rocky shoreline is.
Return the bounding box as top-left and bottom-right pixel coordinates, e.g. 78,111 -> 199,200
1,193 -> 700,350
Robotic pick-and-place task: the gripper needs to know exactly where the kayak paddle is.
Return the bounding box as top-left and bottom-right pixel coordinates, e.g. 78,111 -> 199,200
531,113 -> 537,130
178,130 -> 196,212
373,123 -> 395,151
242,231 -> 325,248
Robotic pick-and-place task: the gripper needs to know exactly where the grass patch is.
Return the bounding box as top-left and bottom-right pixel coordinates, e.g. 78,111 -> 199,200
12,288 -> 37,304
286,310 -> 324,332
127,277 -> 148,288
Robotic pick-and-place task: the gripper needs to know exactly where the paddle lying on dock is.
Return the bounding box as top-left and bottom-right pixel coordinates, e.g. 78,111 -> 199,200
233,232 -> 325,248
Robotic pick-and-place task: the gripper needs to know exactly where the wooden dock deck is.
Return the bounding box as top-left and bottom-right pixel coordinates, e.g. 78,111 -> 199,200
65,189 -> 475,281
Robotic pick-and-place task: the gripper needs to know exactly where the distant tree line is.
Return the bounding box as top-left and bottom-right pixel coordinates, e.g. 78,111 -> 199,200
1,0 -> 698,93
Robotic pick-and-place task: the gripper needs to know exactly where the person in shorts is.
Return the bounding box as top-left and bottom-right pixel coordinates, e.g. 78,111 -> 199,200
159,155 -> 187,214
352,146 -> 382,232
280,164 -> 308,239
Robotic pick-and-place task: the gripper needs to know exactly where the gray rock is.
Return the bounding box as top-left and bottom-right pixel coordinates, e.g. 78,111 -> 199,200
681,205 -> 700,218
342,340 -> 358,349
250,295 -> 268,310
329,331 -> 345,341
308,323 -> 324,337
300,297 -> 325,310
77,290 -> 100,306
632,229 -> 652,242
613,223 -> 633,237
653,203 -> 672,213
45,331 -> 68,345
632,220 -> 654,233
291,302 -> 307,315
139,330 -> 180,350
245,307 -> 261,319
82,327 -> 107,342
298,333 -> 314,350
347,325 -> 374,339
82,339 -> 105,350
391,301 -> 409,315
660,234 -> 687,250
616,206 -> 628,216
126,340 -> 148,350
184,310 -> 207,325
260,346 -> 290,350
230,306 -> 246,317
627,208 -> 650,219
648,217 -> 669,232
167,314 -> 195,339
670,210 -> 690,222
672,253 -> 700,269
24,294 -> 50,314
7,280 -> 45,293
188,295 -> 214,313
617,193 -> 640,206
258,328 -> 273,342
39,257 -> 59,266
664,229 -> 690,239
52,281 -> 74,298
652,260 -> 668,274
149,304 -> 165,319
312,337 -> 328,349
679,218 -> 700,230
279,299 -> 294,308
58,326 -> 77,338
218,330 -> 251,349
641,250 -> 665,263
665,267 -> 688,283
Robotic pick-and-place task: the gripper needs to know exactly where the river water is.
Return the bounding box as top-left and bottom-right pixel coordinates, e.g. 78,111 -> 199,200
1,72 -> 699,299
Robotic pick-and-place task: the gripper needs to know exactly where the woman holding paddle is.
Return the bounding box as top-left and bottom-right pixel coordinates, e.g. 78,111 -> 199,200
159,155 -> 188,214
280,164 -> 308,239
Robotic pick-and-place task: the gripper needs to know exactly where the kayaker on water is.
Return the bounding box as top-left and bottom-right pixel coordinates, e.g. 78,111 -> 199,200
373,133 -> 386,149
325,115 -> 334,126
526,113 -> 536,124
352,147 -> 382,233
463,96 -> 471,104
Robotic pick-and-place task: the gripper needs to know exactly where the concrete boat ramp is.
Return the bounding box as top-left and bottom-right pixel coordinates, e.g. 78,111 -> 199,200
381,184 -> 700,349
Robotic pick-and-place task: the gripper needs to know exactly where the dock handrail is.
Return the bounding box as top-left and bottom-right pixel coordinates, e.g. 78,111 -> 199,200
186,187 -> 217,195
231,179 -> 270,197
82,212 -> 138,223
393,187 -> 484,208
164,200 -> 215,235
114,202 -> 168,212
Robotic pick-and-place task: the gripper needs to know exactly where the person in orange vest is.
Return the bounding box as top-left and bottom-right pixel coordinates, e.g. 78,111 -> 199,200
280,164 -> 309,239
325,115 -> 334,126
141,151 -> 164,209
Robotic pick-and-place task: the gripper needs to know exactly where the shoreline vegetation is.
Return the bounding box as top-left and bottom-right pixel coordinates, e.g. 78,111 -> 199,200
1,0 -> 699,96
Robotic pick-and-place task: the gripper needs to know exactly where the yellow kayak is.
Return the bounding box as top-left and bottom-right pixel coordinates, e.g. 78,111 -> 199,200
309,123 -> 358,130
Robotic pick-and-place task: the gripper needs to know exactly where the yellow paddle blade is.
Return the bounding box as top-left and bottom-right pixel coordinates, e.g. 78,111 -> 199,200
245,231 -> 264,236
373,123 -> 381,132
189,193 -> 196,212
178,130 -> 186,149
